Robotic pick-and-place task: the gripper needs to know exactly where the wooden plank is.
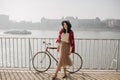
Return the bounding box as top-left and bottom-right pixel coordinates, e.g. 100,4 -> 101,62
8,70 -> 16,80
19,71 -> 28,80
16,71 -> 26,80
7,70 -> 13,80
0,69 -> 120,80
20,70 -> 31,80
26,71 -> 37,80
37,72 -> 50,80
28,71 -> 39,80
11,70 -> 21,80
4,70 -> 11,80
10,70 -> 18,80
31,71 -> 43,80
23,71 -> 33,80
0,71 -> 2,80
0,70 -> 7,80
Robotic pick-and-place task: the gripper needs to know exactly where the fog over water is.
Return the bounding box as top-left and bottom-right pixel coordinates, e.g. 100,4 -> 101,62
0,29 -> 120,39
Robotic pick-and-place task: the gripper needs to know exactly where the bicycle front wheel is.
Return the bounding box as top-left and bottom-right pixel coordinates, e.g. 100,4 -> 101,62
32,51 -> 51,72
66,52 -> 83,73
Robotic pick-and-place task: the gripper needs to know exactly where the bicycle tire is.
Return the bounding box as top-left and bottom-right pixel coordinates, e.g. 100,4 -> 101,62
32,51 -> 51,72
66,52 -> 83,73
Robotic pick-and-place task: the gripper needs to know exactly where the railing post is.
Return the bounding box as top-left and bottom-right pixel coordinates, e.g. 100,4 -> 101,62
116,40 -> 120,72
28,38 -> 31,70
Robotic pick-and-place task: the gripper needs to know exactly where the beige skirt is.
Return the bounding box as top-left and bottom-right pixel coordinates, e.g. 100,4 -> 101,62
57,41 -> 72,68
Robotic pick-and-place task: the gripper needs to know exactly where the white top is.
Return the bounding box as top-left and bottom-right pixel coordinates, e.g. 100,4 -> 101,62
61,33 -> 69,43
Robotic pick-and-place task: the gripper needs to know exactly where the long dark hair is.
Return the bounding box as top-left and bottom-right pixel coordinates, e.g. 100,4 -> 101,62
61,20 -> 72,33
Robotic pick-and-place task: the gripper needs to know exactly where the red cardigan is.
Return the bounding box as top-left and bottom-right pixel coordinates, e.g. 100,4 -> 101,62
56,29 -> 75,53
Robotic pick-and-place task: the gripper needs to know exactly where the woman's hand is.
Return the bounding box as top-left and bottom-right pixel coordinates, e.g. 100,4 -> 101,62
68,51 -> 71,55
68,47 -> 72,55
57,43 -> 60,52
68,50 -> 72,55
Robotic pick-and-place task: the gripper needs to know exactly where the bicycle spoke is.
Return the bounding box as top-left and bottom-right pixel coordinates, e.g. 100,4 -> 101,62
66,53 -> 83,73
40,54 -> 46,63
32,52 -> 51,72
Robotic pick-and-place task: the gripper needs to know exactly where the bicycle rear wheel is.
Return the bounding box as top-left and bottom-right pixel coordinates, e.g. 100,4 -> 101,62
32,51 -> 51,72
66,53 -> 83,73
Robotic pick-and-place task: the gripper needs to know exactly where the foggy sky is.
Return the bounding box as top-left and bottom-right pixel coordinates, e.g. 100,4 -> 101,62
0,0 -> 120,22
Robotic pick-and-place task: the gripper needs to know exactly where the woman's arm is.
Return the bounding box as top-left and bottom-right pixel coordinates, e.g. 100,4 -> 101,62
56,29 -> 62,43
69,46 -> 72,55
69,30 -> 75,53
56,29 -> 63,52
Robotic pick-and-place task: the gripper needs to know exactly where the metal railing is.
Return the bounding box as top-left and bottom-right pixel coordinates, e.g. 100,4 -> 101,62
0,37 -> 120,71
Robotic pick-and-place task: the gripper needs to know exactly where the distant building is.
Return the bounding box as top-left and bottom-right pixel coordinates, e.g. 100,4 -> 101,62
105,19 -> 120,27
0,14 -> 120,30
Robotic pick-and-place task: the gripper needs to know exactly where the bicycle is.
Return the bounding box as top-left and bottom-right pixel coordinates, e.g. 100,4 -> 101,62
32,41 -> 83,73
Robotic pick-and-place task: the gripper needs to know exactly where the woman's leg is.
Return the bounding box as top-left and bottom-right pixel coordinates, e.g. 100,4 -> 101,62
63,66 -> 67,76
62,66 -> 67,79
53,65 -> 61,77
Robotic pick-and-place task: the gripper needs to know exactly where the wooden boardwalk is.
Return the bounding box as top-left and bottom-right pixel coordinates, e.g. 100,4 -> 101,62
0,69 -> 120,80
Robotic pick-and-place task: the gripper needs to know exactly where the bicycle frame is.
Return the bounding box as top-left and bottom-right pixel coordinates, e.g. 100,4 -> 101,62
45,47 -> 58,63
32,41 -> 83,73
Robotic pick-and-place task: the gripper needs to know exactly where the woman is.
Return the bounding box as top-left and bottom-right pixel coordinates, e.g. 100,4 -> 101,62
52,20 -> 75,80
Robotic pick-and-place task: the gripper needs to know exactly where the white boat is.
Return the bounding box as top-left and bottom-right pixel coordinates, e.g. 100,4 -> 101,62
4,30 -> 32,35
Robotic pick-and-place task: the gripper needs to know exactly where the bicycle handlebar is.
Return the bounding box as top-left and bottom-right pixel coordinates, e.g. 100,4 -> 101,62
43,41 -> 57,50
43,41 -> 51,45
47,47 -> 57,49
